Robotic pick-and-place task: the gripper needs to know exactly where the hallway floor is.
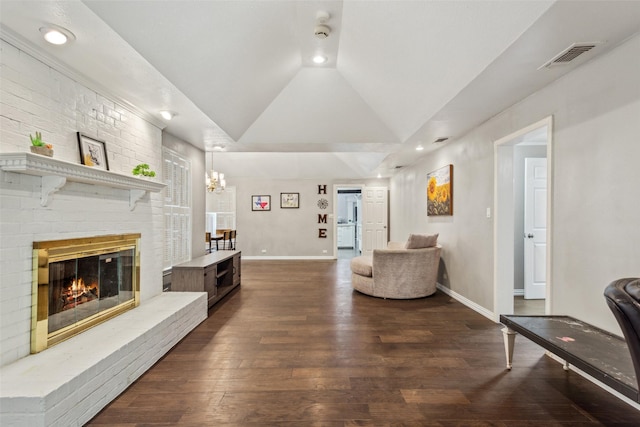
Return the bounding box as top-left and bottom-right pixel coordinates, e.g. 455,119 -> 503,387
337,248 -> 360,259
514,296 -> 546,315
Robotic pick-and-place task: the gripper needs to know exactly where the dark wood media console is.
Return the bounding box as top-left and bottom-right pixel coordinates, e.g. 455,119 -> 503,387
171,250 -> 241,308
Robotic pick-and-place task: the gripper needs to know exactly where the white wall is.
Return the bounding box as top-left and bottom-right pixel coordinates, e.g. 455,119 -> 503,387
232,177 -> 387,257
390,33 -> 640,334
0,38 -> 164,365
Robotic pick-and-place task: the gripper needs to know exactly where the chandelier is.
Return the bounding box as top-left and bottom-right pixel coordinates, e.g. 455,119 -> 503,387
206,151 -> 226,193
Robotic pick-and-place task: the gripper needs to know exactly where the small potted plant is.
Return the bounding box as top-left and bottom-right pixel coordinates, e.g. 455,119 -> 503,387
30,131 -> 53,157
132,163 -> 156,178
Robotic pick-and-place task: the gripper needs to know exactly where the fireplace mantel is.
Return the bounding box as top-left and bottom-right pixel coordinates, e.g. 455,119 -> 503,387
0,152 -> 165,210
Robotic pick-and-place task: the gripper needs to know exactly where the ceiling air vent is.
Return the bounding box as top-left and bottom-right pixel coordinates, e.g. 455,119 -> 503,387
433,137 -> 449,144
539,42 -> 600,69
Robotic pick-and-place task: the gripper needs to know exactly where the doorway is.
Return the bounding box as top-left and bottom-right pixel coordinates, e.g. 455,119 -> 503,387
494,117 -> 553,319
334,186 -> 362,259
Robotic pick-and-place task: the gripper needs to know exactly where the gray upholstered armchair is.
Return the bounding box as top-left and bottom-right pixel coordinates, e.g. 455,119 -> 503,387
350,235 -> 441,299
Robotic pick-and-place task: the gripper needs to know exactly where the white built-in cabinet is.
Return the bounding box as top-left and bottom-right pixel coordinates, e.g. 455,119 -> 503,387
337,224 -> 356,249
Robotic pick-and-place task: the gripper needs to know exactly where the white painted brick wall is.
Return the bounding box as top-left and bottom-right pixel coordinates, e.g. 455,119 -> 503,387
0,37 -> 166,367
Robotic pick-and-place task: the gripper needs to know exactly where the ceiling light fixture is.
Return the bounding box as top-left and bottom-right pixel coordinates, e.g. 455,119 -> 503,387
159,110 -> 176,120
312,55 -> 327,64
39,25 -> 75,45
416,145 -> 424,151
206,151 -> 226,193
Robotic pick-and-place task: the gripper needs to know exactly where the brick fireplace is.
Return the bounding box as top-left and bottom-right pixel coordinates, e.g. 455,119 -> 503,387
0,153 -> 164,364
0,154 -> 206,426
0,37 -> 206,425
0,36 -> 171,367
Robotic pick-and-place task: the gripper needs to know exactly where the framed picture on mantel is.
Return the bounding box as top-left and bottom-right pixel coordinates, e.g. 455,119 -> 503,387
77,133 -> 109,171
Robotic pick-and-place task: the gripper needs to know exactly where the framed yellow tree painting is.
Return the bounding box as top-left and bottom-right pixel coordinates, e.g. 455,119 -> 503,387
427,165 -> 453,216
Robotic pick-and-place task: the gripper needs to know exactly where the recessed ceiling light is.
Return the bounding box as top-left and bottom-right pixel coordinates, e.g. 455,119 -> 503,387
160,110 -> 176,120
39,25 -> 75,45
312,55 -> 327,64
377,173 -> 382,178
416,145 -> 424,151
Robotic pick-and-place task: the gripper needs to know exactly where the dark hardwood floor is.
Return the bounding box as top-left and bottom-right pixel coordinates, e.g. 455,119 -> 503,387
87,259 -> 640,426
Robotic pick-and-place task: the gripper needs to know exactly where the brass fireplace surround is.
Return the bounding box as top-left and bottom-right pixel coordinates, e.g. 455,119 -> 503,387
32,234 -> 140,353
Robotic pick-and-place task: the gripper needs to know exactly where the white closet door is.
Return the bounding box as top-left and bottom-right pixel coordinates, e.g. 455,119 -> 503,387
361,186 -> 388,256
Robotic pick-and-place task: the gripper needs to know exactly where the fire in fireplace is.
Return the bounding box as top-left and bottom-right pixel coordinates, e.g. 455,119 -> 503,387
55,276 -> 99,312
32,234 -> 140,352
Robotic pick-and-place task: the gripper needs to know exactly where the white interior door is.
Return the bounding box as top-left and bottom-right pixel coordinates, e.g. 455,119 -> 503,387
524,158 -> 547,299
361,186 -> 388,256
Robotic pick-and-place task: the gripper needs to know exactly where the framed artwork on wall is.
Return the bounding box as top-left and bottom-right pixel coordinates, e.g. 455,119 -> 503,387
427,164 -> 453,216
280,193 -> 299,209
252,195 -> 271,211
77,133 -> 109,170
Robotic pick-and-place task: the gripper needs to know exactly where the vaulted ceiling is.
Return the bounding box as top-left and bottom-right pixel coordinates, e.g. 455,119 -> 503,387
1,1 -> 639,179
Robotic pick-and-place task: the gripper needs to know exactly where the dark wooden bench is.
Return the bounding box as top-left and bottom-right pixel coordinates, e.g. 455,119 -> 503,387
500,314 -> 639,403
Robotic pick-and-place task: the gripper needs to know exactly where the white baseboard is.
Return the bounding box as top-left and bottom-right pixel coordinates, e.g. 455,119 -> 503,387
513,289 -> 524,296
436,283 -> 495,321
545,352 -> 640,412
242,256 -> 335,260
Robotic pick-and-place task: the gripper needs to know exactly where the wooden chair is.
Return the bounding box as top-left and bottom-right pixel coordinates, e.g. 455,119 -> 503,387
205,232 -> 212,253
222,230 -> 236,250
229,230 -> 236,250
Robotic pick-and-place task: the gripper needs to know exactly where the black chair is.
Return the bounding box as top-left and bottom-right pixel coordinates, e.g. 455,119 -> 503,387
229,230 -> 236,251
222,230 -> 236,250
604,277 -> 640,392
229,230 -> 236,250
205,232 -> 211,253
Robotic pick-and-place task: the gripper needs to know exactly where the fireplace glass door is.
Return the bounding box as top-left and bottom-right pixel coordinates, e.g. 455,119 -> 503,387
48,249 -> 135,333
32,234 -> 140,353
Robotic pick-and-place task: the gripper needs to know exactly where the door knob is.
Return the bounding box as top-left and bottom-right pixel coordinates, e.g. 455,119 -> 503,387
526,233 -> 534,239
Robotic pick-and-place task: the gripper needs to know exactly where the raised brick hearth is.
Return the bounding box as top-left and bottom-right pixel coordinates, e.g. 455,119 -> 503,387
0,292 -> 206,426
